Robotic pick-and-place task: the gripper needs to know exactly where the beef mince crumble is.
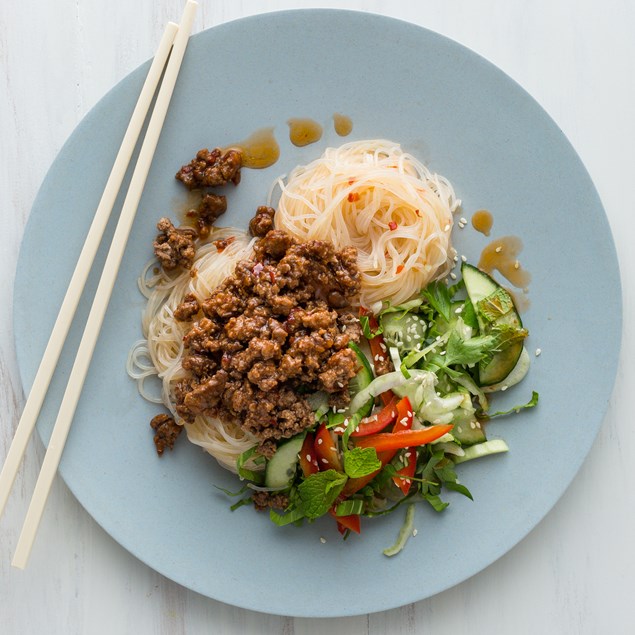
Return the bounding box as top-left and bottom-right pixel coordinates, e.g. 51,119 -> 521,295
175,227 -> 363,457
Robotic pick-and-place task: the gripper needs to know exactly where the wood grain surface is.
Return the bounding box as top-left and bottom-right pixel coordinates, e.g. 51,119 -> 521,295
1,1 -> 633,633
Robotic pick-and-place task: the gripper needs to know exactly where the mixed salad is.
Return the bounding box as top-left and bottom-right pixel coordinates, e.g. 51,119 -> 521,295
225,263 -> 538,555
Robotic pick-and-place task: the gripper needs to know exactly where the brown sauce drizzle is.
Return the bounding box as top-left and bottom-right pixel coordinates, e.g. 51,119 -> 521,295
505,287 -> 531,314
173,190 -> 203,227
287,118 -> 323,147
227,127 -> 280,169
478,236 -> 531,289
472,209 -> 493,236
333,113 -> 353,137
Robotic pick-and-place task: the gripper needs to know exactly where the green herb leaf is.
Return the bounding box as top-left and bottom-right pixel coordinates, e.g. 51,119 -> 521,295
477,288 -> 514,323
335,499 -> 365,516
296,470 -> 348,519
487,391 -> 539,418
236,446 -> 265,483
444,331 -> 499,366
269,507 -> 306,526
343,447 -> 382,478
421,282 -> 452,322
424,493 -> 449,512
444,481 -> 474,500
461,298 -> 479,329
360,314 -> 383,339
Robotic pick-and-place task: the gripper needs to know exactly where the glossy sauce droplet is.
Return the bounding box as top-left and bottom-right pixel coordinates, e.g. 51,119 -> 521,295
227,127 -> 280,169
333,113 -> 353,137
173,190 -> 203,227
478,236 -> 531,289
287,118 -> 323,147
472,209 -> 494,236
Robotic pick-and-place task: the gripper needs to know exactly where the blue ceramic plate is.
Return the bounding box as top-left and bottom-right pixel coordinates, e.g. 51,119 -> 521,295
13,10 -> 621,617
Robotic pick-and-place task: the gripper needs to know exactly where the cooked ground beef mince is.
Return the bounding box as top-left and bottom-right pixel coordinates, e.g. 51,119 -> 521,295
212,236 -> 236,253
251,491 -> 290,511
153,218 -> 197,271
150,413 -> 182,456
174,293 -> 201,321
175,148 -> 242,189
249,205 -> 276,237
186,193 -> 228,238
175,226 -> 362,456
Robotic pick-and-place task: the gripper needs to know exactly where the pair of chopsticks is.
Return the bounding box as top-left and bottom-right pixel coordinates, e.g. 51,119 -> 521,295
0,0 -> 198,569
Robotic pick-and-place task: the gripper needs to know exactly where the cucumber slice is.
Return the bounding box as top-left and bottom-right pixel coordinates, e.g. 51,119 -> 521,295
380,311 -> 427,352
453,439 -> 509,464
483,347 -> 530,393
461,263 -> 524,386
450,409 -> 487,446
264,435 -> 305,489
347,342 -> 374,418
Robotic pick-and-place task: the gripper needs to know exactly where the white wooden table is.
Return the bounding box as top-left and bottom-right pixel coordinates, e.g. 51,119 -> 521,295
1,1 -> 633,633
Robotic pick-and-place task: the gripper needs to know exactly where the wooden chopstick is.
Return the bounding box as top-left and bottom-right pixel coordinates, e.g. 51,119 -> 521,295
0,23 -> 179,524
10,0 -> 198,569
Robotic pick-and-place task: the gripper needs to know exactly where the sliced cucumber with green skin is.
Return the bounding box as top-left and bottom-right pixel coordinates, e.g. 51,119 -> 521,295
461,263 -> 524,387
450,408 -> 487,446
453,439 -> 509,464
264,434 -> 305,489
482,347 -> 530,393
347,341 -> 374,418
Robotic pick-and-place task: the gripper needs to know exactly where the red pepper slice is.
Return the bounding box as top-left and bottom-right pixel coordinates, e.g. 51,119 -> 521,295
391,397 -> 416,494
341,396 -> 415,497
298,433 -> 318,477
354,425 -> 453,453
333,397 -> 399,437
314,423 -> 343,472
329,509 -> 361,534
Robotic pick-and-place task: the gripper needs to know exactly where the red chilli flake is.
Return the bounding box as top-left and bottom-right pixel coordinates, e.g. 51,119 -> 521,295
388,221 -> 398,231
348,192 -> 360,202
396,265 -> 405,274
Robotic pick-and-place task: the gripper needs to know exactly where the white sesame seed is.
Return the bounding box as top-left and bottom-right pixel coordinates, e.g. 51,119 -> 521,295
470,421 -> 476,429
476,422 -> 481,429
321,458 -> 328,464
501,385 -> 508,391
457,426 -> 463,433
355,426 -> 360,432
460,217 -> 467,224
495,246 -> 503,253
334,427 -> 344,433
461,255 -> 467,262
400,417 -> 408,425
453,254 -> 459,262
317,438 -> 323,445
405,479 -> 411,485
337,408 -> 346,414
378,356 -> 384,362
450,272 -> 457,280
320,537 -> 327,544
374,354 -> 380,361
412,528 -> 418,537
514,260 -> 520,270
337,381 -> 344,388
407,411 -> 412,417
454,306 -> 463,314
535,348 -> 542,356
380,342 -> 387,351
341,325 -> 347,331
405,452 -> 412,458
440,350 -> 446,356
305,454 -> 311,461
444,224 -> 450,231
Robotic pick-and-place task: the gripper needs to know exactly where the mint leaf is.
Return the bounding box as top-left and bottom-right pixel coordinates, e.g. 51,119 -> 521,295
296,470 -> 348,519
477,288 -> 515,323
424,493 -> 449,512
343,447 -> 381,478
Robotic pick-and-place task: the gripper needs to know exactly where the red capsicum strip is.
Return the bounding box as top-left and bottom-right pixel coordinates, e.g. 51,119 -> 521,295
329,509 -> 361,535
299,432 -> 318,477
354,425 -> 453,453
333,396 -> 399,437
341,396 -> 414,497
392,397 -> 415,494
314,422 -> 343,472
